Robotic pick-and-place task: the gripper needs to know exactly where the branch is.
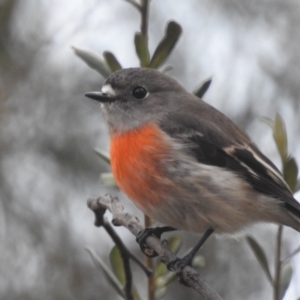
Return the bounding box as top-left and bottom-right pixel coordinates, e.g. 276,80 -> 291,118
87,194 -> 223,300
90,198 -> 151,300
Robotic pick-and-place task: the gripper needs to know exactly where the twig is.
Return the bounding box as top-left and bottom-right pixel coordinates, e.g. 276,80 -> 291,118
140,0 -> 149,39
273,225 -> 283,300
90,201 -> 151,300
88,194 -> 223,300
144,215 -> 155,300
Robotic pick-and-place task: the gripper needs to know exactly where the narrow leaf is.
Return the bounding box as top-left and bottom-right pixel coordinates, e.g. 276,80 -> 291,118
72,46 -> 111,77
85,247 -> 125,298
273,114 -> 288,162
159,65 -> 173,73
110,246 -> 125,284
155,270 -> 176,288
279,261 -> 293,300
134,32 -> 150,67
282,244 -> 300,263
149,21 -> 182,68
192,254 -> 205,269
296,178 -> 300,192
168,235 -> 183,254
154,262 -> 167,280
100,173 -> 117,187
193,77 -> 212,99
155,286 -> 167,299
283,156 -> 298,192
94,148 -> 111,165
103,51 -> 122,72
109,246 -> 141,300
259,116 -> 274,128
124,0 -> 141,10
246,236 -> 272,283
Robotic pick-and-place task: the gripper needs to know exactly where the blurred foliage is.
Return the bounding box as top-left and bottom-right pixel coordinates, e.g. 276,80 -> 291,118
247,114 -> 300,300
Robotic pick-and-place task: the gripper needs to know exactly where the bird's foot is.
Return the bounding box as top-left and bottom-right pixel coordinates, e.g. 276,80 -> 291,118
136,226 -> 176,257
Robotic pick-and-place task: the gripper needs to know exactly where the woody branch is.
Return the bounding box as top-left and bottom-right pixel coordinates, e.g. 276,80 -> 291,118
87,194 -> 223,300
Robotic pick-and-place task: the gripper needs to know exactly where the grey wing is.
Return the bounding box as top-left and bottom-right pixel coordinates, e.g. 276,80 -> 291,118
159,109 -> 300,217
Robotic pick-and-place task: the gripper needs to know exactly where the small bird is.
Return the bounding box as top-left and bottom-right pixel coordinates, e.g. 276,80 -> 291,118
86,68 -> 300,264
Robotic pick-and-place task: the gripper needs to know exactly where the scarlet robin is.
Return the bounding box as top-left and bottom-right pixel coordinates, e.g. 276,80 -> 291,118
85,68 -> 300,265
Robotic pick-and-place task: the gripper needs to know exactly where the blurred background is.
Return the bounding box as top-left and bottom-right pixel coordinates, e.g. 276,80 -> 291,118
1,0 -> 300,299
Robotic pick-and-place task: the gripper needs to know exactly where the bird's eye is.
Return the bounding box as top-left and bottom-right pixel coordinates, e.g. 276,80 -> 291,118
132,86 -> 148,99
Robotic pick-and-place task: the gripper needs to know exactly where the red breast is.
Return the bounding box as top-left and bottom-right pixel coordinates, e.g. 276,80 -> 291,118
109,123 -> 172,208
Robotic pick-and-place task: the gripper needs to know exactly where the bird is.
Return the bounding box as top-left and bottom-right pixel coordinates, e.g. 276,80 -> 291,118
85,67 -> 300,266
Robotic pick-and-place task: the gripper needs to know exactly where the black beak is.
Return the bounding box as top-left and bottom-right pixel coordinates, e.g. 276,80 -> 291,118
85,92 -> 114,103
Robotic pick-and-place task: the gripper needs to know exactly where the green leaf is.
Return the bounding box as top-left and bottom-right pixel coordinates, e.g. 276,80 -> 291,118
168,235 -> 183,254
110,246 -> 125,284
279,261 -> 293,300
273,114 -> 288,162
149,21 -> 182,68
283,156 -> 298,192
296,178 -> 300,192
154,262 -> 167,280
100,172 -> 117,187
192,254 -> 205,269
85,247 -> 125,298
282,244 -> 300,263
124,0 -> 140,10
159,65 -> 173,73
109,246 -> 141,300
94,148 -> 111,165
155,270 -> 177,289
259,116 -> 274,129
103,51 -> 122,72
155,286 -> 167,299
72,46 -> 111,78
134,32 -> 150,67
246,236 -> 272,283
193,77 -> 212,99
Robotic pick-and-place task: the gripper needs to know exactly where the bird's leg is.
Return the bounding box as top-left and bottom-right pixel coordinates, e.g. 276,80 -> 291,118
136,226 -> 177,257
167,228 -> 214,275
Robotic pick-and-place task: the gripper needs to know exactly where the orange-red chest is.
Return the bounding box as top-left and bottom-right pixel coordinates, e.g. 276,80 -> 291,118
109,123 -> 171,207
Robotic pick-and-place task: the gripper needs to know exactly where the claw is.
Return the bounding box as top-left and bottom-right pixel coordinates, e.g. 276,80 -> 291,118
136,226 -> 176,257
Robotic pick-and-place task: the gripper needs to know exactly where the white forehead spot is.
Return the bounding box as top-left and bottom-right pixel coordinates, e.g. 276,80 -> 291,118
101,84 -> 116,96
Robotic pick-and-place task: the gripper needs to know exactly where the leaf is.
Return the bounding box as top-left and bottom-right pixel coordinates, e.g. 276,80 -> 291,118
110,246 -> 125,284
168,235 -> 183,254
100,172 -> 117,187
134,32 -> 150,67
155,269 -> 177,289
159,65 -> 173,73
283,156 -> 298,192
279,261 -> 293,300
85,247 -> 125,298
94,148 -> 111,165
295,178 -> 300,192
155,286 -> 167,299
103,51 -> 122,72
282,244 -> 300,263
273,114 -> 288,162
72,46 -> 111,78
109,246 -> 141,300
259,116 -> 274,128
124,0 -> 140,10
149,21 -> 182,68
246,236 -> 272,283
192,254 -> 205,269
193,77 -> 212,99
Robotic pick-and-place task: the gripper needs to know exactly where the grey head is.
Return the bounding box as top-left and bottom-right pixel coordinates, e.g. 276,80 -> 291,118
85,68 -> 188,134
